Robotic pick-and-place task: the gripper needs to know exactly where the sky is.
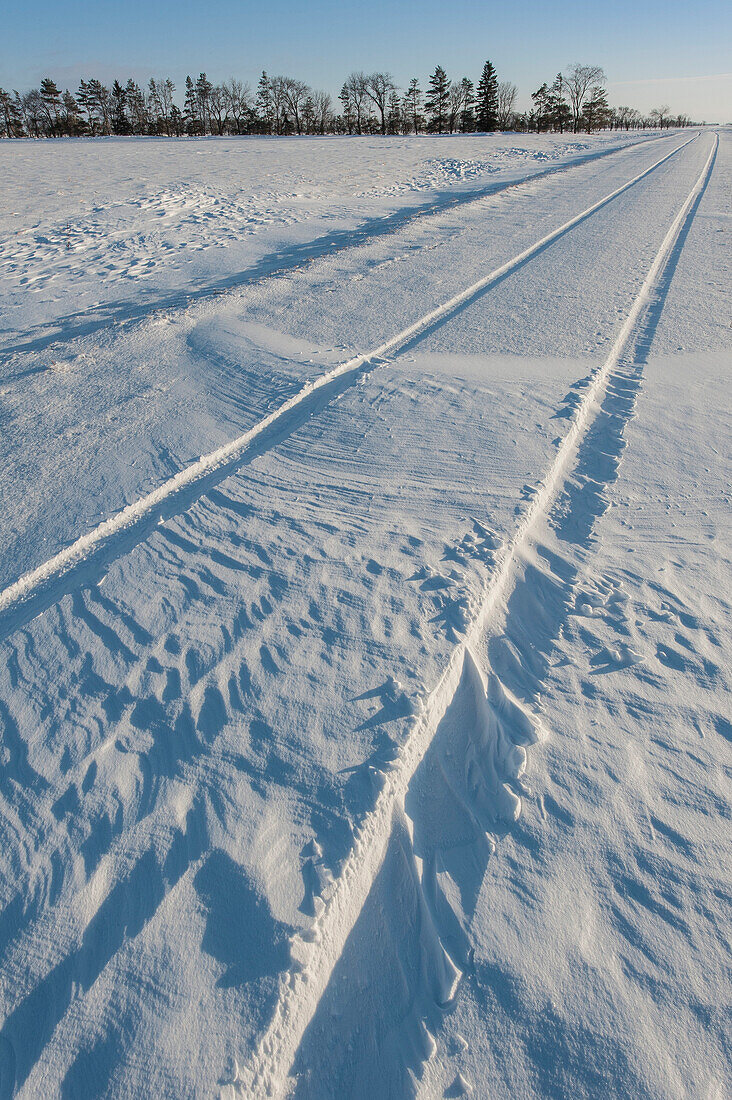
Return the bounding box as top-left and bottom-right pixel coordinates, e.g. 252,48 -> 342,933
1,0 -> 730,122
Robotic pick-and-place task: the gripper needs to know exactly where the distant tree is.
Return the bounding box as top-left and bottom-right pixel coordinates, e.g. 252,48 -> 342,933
0,87 -> 24,137
147,78 -> 163,133
339,83 -> 355,134
531,82 -> 550,131
268,76 -> 289,134
184,76 -> 199,134
195,73 -> 213,135
22,90 -> 45,137
612,105 -> 638,129
279,77 -> 310,135
344,72 -> 369,135
83,79 -> 112,135
364,72 -> 396,135
446,81 -> 461,133
208,85 -> 229,134
61,90 -> 83,136
124,80 -> 147,135
547,74 -> 570,132
40,77 -> 62,136
302,94 -> 316,134
76,80 -> 92,133
562,63 -> 605,132
170,103 -> 183,136
111,80 -> 129,135
497,81 -> 517,129
11,91 -> 26,136
386,89 -> 402,134
311,89 -> 332,134
160,79 -> 175,135
403,78 -> 423,134
459,78 -> 475,132
256,71 -> 273,134
476,60 -> 499,130
222,78 -> 251,134
581,85 -> 610,132
650,103 -> 671,129
425,65 -> 450,133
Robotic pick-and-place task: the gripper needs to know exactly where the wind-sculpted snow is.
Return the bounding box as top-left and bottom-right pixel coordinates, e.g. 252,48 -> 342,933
0,130 -> 729,1099
0,131 -> 668,344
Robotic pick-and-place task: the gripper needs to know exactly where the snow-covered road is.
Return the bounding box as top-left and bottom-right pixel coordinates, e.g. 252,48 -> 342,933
0,130 -> 729,1100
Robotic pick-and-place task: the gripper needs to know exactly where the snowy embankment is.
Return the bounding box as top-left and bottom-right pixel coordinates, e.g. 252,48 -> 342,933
0,130 -> 729,1099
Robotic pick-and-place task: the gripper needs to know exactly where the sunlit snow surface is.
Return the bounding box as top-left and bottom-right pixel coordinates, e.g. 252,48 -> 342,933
0,131 -> 729,1099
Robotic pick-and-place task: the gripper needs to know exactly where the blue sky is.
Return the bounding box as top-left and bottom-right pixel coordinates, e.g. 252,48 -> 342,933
2,0 -> 730,120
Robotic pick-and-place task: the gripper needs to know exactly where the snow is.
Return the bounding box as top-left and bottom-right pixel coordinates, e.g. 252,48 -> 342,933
0,128 -> 729,1099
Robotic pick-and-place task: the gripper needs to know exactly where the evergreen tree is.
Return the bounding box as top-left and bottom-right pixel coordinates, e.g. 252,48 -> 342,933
476,60 -> 498,130
195,73 -> 213,135
339,83 -> 355,134
61,90 -> 83,135
403,78 -> 422,134
87,79 -> 112,135
581,85 -> 610,132
302,94 -> 316,134
148,78 -> 162,134
256,71 -> 273,134
170,103 -> 183,136
184,76 -> 198,135
111,80 -> 129,135
125,80 -> 147,135
0,87 -> 24,137
76,80 -> 94,134
386,89 -> 402,134
547,74 -> 570,132
425,66 -> 450,133
531,83 -> 550,131
40,77 -> 62,136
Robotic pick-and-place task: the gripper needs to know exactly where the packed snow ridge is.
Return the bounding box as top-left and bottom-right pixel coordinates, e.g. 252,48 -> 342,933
0,129 -> 729,1100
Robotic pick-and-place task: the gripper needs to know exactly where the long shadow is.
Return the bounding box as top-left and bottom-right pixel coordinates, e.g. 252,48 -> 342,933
0,137 -> 699,644
631,133 -> 717,361
0,800 -> 207,1098
0,360 -> 370,642
386,133 -> 697,361
0,135 -> 674,365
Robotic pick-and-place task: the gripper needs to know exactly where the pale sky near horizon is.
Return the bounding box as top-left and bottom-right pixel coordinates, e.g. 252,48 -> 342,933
2,0 -> 730,122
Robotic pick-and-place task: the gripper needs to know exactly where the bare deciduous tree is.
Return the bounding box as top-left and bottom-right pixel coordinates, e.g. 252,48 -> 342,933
222,79 -> 251,135
562,63 -> 605,132
650,103 -> 671,129
279,77 -> 310,135
497,81 -> 517,130
311,89 -> 332,135
344,72 -> 369,135
364,72 -> 396,135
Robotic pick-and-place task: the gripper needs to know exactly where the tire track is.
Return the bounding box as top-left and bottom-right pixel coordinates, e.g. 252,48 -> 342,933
0,134 -> 699,642
232,132 -> 718,1099
0,131 -> 682,362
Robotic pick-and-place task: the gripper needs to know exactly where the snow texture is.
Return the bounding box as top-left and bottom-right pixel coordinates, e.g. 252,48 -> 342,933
0,129 -> 729,1100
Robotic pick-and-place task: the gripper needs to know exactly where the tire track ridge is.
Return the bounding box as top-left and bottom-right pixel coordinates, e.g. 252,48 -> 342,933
0,130 -> 687,362
0,134 -> 699,640
232,131 -> 718,1099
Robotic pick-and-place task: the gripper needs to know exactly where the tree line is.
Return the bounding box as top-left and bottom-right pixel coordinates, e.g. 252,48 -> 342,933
0,63 -> 694,140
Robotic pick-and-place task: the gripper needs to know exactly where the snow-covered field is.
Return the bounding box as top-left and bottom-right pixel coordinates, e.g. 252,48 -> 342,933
0,129 -> 729,1099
